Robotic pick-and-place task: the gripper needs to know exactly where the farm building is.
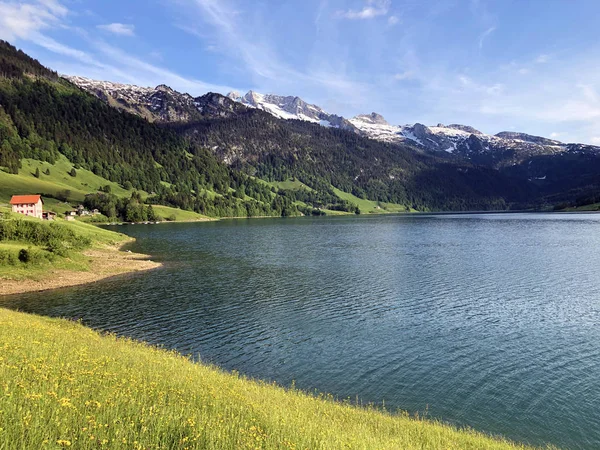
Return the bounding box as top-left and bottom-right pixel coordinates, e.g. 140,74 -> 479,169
9,195 -> 44,219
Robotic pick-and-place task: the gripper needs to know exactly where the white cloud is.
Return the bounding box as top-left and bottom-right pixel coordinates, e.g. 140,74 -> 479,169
591,137 -> 600,145
478,26 -> 496,49
0,0 -> 232,96
179,0 -> 369,104
0,0 -> 68,41
337,0 -> 391,20
90,40 -> 234,94
534,54 -> 549,64
388,15 -> 400,25
97,23 -> 135,37
550,132 -> 562,139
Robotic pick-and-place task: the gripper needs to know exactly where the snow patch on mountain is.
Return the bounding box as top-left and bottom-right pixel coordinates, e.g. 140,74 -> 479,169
227,90 -> 357,131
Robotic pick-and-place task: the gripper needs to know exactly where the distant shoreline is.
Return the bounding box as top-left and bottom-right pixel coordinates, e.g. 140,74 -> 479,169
0,241 -> 162,297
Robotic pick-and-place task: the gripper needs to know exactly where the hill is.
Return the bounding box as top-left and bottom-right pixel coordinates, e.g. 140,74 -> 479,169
0,41 -> 305,218
0,212 -> 159,293
3,39 -> 599,212
0,308 -> 534,449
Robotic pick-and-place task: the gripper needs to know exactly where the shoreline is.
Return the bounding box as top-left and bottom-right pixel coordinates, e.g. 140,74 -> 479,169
0,242 -> 162,297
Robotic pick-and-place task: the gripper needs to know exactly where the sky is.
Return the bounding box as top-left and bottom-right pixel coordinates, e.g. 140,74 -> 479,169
1,0 -> 600,144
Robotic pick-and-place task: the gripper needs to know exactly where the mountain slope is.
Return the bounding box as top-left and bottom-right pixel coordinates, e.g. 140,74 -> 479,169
227,90 -> 357,131
5,40 -> 600,212
0,41 -> 301,218
61,73 -> 536,211
174,110 -> 534,211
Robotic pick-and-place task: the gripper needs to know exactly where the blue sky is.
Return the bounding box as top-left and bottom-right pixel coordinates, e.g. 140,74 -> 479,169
1,0 -> 600,144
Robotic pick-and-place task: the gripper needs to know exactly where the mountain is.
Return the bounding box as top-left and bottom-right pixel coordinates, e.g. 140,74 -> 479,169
0,42 -> 302,218
63,75 -> 246,123
66,77 -> 599,172
60,74 -> 537,211
61,71 -> 600,211
3,40 -> 600,213
222,89 -> 600,176
226,90 -> 357,131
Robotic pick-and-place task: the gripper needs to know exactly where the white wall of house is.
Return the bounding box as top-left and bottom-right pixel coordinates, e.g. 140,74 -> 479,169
12,200 -> 43,219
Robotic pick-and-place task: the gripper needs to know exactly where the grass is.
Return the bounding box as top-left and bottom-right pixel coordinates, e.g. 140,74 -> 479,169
0,155 -> 140,205
561,203 -> 600,212
332,188 -> 413,214
264,178 -> 314,192
0,213 -> 130,282
0,308 -> 536,450
258,179 -> 414,215
151,205 -> 212,222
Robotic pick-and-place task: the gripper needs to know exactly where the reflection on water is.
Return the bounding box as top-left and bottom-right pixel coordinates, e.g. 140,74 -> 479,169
4,213 -> 600,449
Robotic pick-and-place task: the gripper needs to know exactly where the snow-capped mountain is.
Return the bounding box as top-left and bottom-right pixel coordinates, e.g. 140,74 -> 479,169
225,91 -> 587,167
64,76 -> 599,169
347,114 -> 588,167
227,90 -> 357,131
63,75 -> 245,123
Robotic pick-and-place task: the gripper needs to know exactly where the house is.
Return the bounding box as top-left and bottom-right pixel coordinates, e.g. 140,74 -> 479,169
77,205 -> 90,216
10,195 -> 44,219
42,211 -> 57,221
64,215 -> 75,221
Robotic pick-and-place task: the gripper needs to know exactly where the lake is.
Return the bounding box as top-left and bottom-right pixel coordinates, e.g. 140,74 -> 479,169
3,213 -> 600,449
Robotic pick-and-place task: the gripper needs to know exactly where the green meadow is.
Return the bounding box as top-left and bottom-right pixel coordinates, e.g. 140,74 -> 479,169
0,308 -> 537,450
0,155 -> 137,205
150,205 -> 212,222
332,188 -> 413,214
0,213 -> 129,281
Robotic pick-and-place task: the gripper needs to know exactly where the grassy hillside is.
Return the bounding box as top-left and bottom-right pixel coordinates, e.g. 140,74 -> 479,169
151,205 -> 212,222
0,213 -> 129,281
0,155 -> 138,206
332,188 -> 413,214
0,308 -> 534,450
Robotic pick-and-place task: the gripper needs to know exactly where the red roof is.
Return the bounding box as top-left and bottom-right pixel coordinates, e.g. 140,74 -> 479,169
9,195 -> 43,205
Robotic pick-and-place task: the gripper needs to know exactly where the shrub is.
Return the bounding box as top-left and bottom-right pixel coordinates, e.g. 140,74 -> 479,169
0,249 -> 18,265
18,247 -> 44,264
0,220 -> 91,252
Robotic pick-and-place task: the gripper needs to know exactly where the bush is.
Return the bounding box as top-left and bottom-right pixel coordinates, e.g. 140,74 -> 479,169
0,220 -> 92,253
18,247 -> 44,264
0,249 -> 18,265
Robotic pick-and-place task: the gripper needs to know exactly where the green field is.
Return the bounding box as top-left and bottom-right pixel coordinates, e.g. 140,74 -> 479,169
562,203 -> 600,212
0,156 -> 139,204
151,205 -> 212,222
264,178 -> 314,192
0,213 -> 130,281
0,308 -> 534,450
0,157 -> 219,221
332,188 -> 413,214
258,178 -> 414,215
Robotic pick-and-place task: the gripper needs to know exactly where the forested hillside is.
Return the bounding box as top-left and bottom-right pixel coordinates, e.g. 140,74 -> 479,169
178,112 -> 535,211
0,40 -> 543,215
0,42 -> 304,217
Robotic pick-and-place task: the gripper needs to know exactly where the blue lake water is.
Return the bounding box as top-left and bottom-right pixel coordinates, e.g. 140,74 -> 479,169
3,213 -> 600,449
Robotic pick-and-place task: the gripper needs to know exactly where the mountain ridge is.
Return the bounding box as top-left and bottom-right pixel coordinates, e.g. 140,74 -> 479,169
63,76 -> 600,164
3,39 -> 600,214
